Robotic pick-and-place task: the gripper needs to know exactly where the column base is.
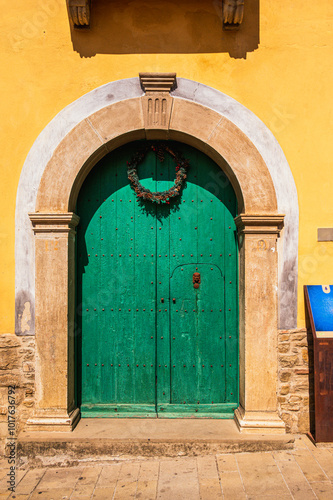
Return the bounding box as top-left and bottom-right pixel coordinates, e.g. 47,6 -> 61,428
234,406 -> 286,434
25,408 -> 80,432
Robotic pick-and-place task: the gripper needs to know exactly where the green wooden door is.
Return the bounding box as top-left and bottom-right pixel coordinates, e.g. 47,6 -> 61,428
76,140 -> 238,418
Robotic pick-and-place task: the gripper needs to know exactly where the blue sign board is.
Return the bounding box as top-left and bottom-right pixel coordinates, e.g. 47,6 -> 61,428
307,285 -> 333,336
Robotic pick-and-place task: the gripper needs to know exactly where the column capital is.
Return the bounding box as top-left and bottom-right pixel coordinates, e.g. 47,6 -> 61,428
234,214 -> 284,235
29,212 -> 80,234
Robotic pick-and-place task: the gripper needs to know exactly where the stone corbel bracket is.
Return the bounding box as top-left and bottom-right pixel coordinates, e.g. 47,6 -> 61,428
223,0 -> 244,30
67,0 -> 91,29
139,73 -> 177,139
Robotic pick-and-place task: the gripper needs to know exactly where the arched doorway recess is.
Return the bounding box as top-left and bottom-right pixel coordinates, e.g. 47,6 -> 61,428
76,140 -> 239,418
18,74 -> 297,433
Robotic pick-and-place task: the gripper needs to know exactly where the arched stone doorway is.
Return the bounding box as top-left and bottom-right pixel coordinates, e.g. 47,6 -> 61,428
17,74 -> 297,433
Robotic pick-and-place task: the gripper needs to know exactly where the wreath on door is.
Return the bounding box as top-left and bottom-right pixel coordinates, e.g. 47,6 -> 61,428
127,143 -> 189,204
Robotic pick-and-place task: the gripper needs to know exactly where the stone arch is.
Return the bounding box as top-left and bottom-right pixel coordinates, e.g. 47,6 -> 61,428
35,98 -> 277,215
16,77 -> 298,433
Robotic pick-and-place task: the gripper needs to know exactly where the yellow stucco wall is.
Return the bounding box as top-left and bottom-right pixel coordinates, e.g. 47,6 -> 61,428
0,0 -> 332,332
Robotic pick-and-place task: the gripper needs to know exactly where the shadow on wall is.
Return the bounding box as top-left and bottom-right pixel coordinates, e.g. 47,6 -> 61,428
70,0 -> 259,59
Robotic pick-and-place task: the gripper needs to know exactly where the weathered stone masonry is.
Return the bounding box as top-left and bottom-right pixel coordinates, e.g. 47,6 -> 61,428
0,335 -> 35,453
277,328 -> 313,434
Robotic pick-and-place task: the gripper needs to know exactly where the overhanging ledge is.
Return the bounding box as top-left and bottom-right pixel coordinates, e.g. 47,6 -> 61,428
67,1 -> 245,31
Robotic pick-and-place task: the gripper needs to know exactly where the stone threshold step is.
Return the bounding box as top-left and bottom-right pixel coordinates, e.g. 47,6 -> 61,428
17,419 -> 294,467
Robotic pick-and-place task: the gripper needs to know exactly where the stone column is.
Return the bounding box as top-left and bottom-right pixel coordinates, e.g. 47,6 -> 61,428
26,213 -> 80,431
234,214 -> 286,434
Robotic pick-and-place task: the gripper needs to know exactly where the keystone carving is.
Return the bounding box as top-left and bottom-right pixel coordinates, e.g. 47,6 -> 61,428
68,0 -> 91,29
139,73 -> 177,138
223,0 -> 244,30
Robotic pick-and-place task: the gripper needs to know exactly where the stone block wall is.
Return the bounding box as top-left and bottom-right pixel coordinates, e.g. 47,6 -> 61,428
0,334 -> 35,453
277,328 -> 314,434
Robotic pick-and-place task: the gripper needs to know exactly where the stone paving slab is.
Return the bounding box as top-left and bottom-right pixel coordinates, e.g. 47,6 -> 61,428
1,435 -> 333,499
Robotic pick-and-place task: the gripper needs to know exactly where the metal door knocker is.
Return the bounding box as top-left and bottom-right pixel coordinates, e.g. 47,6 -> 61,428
193,272 -> 201,289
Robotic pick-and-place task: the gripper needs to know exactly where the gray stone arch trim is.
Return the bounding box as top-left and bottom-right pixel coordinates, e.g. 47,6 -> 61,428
15,77 -> 298,334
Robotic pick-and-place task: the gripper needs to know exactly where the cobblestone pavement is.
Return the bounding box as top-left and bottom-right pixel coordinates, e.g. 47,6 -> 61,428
1,435 -> 333,499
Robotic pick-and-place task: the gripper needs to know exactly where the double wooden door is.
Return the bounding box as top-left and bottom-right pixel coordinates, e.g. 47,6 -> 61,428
76,141 -> 238,417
